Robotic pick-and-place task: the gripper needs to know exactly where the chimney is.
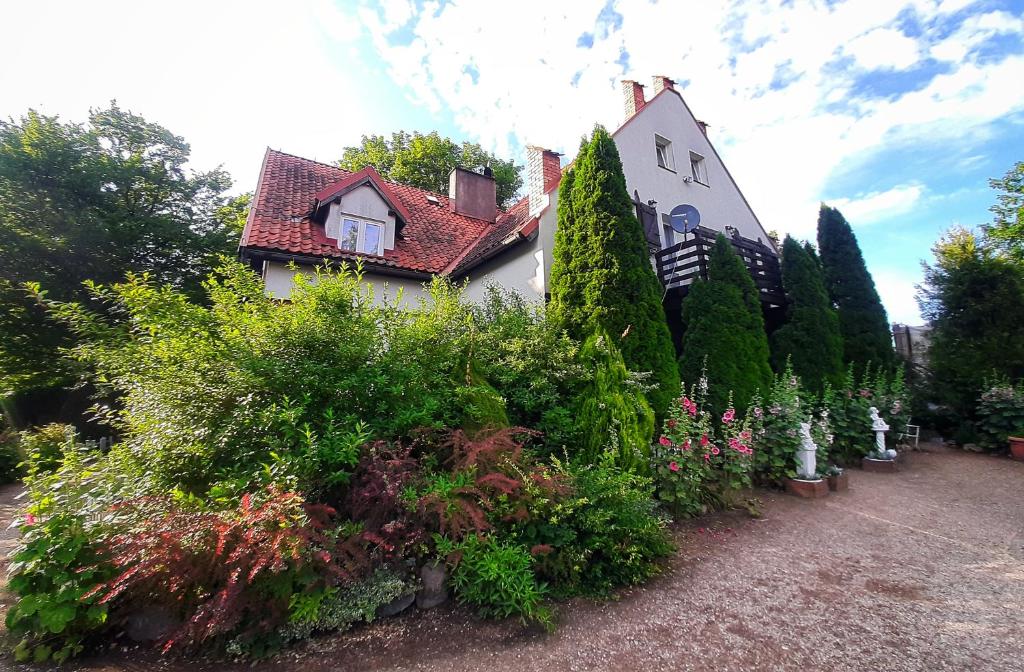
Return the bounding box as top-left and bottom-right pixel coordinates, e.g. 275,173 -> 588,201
527,145 -> 562,215
652,75 -> 675,94
448,167 -> 497,222
695,120 -> 709,137
622,80 -> 645,119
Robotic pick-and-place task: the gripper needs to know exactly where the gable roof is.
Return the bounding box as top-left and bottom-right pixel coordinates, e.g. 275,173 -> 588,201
239,149 -> 537,277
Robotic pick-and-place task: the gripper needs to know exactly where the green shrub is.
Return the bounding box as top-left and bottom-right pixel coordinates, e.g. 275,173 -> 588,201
19,423 -> 76,474
0,427 -> 23,483
753,366 -> 804,485
439,533 -> 552,628
977,380 -> 1024,452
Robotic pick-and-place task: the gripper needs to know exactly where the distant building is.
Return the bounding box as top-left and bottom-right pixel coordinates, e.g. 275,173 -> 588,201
892,323 -> 932,368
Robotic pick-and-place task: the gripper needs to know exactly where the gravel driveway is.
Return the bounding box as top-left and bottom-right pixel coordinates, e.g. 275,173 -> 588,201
3,443 -> 1022,672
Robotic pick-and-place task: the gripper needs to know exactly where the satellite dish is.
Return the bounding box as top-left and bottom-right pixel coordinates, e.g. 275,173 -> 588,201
668,204 -> 700,234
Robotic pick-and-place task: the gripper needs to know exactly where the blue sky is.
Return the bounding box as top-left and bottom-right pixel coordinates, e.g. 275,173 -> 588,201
2,0 -> 1023,324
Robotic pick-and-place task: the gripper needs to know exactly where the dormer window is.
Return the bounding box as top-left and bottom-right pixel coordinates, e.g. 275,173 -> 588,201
339,217 -> 384,256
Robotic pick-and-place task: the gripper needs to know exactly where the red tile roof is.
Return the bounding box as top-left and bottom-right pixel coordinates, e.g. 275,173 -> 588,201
240,149 -> 537,276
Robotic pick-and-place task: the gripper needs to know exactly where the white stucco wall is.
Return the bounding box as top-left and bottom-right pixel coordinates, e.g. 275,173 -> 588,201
613,90 -> 772,247
262,260 -> 431,307
461,235 -> 546,304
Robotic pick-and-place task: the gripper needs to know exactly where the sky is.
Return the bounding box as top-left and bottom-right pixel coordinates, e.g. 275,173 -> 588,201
2,0 -> 1023,325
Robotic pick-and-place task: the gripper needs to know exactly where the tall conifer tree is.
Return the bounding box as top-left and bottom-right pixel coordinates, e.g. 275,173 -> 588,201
771,236 -> 845,391
679,234 -> 773,412
548,126 -> 679,418
816,205 -> 895,372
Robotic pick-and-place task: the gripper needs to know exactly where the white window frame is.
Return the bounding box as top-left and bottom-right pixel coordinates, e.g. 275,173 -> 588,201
689,151 -> 708,185
654,134 -> 674,171
338,216 -> 385,256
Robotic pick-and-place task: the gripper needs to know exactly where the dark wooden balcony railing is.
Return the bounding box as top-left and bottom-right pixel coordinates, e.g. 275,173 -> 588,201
654,226 -> 786,307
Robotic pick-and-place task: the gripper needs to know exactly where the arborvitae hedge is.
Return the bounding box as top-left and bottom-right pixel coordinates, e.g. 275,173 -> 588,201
548,126 -> 679,418
575,329 -> 655,473
678,234 -> 773,412
817,205 -> 896,373
771,236 -> 845,392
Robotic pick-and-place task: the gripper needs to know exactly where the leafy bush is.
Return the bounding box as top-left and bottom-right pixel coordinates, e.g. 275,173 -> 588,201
754,366 -> 805,485
439,533 -> 552,628
0,426 -> 23,483
19,423 -> 76,474
823,364 -> 908,464
88,488 -> 371,653
5,445 -> 114,663
977,380 -> 1024,452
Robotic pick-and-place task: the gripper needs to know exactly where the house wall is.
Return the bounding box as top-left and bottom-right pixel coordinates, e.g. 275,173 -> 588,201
613,91 -> 771,248
461,235 -> 546,304
262,260 -> 431,306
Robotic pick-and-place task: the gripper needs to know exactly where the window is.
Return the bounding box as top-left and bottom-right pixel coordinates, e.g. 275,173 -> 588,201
689,151 -> 708,185
338,217 -> 384,255
654,134 -> 674,171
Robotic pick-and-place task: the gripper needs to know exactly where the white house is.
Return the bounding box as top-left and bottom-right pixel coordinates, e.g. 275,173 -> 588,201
238,76 -> 781,324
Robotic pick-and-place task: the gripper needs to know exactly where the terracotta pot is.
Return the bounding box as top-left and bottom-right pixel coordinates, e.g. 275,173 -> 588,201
784,477 -> 829,499
827,472 -> 849,492
1009,437 -> 1024,461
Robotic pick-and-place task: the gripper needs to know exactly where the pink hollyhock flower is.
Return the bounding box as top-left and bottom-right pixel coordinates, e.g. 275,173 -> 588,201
659,435 -> 672,447
711,446 -> 720,455
728,437 -> 740,450
687,404 -> 697,417
740,430 -> 752,440
722,408 -> 735,423
753,406 -> 763,418
317,550 -> 331,564
669,461 -> 679,472
700,434 -> 709,447
24,514 -> 36,526
667,419 -> 677,429
703,453 -> 710,461
682,439 -> 691,451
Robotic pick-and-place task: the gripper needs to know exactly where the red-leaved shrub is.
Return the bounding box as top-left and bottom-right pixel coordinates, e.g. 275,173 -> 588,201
88,487 -> 369,652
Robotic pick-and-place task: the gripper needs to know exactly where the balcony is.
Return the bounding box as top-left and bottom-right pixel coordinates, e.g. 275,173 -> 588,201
654,226 -> 786,307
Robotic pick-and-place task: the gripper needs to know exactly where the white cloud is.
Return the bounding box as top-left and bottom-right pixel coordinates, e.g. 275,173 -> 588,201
828,184 -> 926,225
872,269 -> 924,325
844,27 -> 921,71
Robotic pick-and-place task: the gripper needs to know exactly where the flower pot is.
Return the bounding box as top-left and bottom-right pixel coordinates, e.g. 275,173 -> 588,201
862,456 -> 898,473
827,472 -> 849,492
784,477 -> 829,499
1009,437 -> 1024,462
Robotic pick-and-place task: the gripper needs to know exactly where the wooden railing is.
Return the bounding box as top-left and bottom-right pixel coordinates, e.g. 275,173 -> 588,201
654,227 -> 785,306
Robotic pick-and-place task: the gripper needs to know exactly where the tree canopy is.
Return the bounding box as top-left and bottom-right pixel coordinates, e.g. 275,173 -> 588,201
917,226 -> 1024,418
678,234 -> 772,412
771,236 -> 845,392
339,131 -> 523,209
548,126 -> 679,419
816,204 -> 895,372
0,103 -> 241,395
982,161 -> 1024,263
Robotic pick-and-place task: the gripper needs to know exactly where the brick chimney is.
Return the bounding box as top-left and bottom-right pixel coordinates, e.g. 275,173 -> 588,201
448,167 -> 496,222
622,80 -> 645,119
527,145 -> 562,215
652,75 -> 675,94
695,120 -> 709,137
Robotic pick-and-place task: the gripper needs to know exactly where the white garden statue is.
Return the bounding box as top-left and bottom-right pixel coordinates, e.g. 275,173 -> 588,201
796,422 -> 819,479
869,407 -> 897,460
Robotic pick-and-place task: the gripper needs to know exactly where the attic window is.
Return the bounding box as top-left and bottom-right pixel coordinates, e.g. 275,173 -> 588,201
425,195 -> 440,205
689,151 -> 708,185
655,134 -> 674,171
338,217 -> 384,256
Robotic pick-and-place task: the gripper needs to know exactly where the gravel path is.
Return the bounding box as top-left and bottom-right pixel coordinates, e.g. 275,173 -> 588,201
3,443 -> 1022,672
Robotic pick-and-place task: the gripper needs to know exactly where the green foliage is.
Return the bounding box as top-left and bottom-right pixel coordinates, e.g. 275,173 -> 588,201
771,236 -> 845,393
439,534 -> 552,628
272,569 -> 411,649
338,130 -> 523,209
548,127 -> 680,419
753,365 -> 805,485
976,381 -> 1024,453
6,445 -> 114,664
510,456 -> 672,597
982,161 -> 1024,263
0,104 -> 240,395
0,425 -> 24,483
574,329 -> 655,473
918,227 -> 1024,421
679,235 -> 773,413
18,423 -> 77,474
817,205 -> 896,373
